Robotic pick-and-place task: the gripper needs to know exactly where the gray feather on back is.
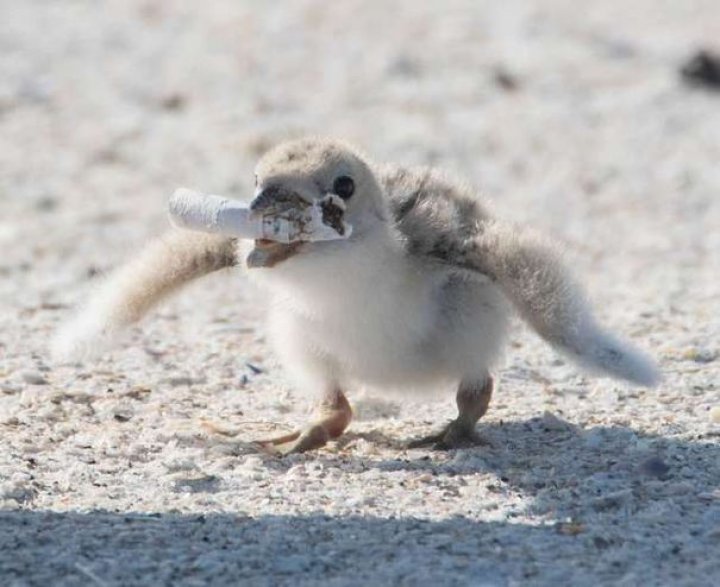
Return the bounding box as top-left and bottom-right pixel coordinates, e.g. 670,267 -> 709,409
379,164 -> 491,269
378,163 -> 659,386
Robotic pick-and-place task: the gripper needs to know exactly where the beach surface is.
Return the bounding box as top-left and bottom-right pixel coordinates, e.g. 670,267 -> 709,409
1,1 -> 719,584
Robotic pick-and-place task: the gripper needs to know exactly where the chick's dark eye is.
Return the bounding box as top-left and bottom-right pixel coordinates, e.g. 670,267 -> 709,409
332,176 -> 355,200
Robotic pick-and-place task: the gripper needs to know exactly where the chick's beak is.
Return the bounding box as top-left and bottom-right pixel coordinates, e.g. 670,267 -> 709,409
246,186 -> 308,269
249,185 -> 312,214
247,239 -> 302,269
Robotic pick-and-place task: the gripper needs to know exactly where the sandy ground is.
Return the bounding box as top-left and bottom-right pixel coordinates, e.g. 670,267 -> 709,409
1,1 -> 720,585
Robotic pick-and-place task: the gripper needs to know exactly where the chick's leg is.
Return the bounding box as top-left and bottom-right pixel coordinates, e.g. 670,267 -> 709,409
408,375 -> 493,449
255,389 -> 352,455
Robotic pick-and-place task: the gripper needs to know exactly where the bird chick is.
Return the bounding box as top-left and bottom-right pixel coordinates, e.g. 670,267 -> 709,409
53,138 -> 660,453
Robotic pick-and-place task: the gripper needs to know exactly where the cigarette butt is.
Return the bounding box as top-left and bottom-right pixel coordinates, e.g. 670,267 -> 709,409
168,187 -> 351,243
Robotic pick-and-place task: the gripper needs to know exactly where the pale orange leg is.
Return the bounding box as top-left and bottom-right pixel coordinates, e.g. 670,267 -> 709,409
256,389 -> 352,455
408,375 -> 493,449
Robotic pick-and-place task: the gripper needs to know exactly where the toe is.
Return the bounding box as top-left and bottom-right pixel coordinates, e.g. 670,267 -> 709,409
284,425 -> 330,454
407,431 -> 445,449
406,422 -> 454,449
407,422 -> 485,450
436,428 -> 488,450
257,425 -> 330,456
255,430 -> 301,448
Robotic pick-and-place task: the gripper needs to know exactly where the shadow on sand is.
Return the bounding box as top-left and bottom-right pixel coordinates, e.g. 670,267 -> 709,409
2,417 -> 718,586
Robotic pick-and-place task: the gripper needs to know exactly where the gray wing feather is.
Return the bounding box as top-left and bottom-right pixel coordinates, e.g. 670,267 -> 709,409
378,164 -> 489,264
377,164 -> 659,386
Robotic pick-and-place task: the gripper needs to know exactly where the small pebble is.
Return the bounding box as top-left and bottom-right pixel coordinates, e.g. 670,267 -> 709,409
22,371 -> 48,385
172,475 -> 220,494
556,520 -> 585,535
682,348 -> 718,363
386,55 -> 421,78
493,66 -> 520,91
159,93 -> 186,111
706,526 -> 720,541
273,555 -> 309,574
681,50 -> 720,91
113,407 -> 134,422
592,489 -> 632,511
539,411 -> 570,432
163,376 -> 195,387
163,458 -> 198,473
638,456 -> 670,478
709,406 -> 720,424
698,490 -> 720,502
245,362 -> 264,375
35,196 -> 58,212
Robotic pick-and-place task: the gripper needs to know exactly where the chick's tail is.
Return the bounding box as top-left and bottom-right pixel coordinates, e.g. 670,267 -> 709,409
465,220 -> 660,386
52,230 -> 237,361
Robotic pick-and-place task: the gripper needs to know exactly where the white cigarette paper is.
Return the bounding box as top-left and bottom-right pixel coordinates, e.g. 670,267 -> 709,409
168,188 -> 352,243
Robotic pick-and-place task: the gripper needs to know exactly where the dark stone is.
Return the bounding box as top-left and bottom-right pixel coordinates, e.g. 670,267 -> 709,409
160,93 -> 186,111
681,50 -> 720,91
638,456 -> 670,478
493,67 -> 520,92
